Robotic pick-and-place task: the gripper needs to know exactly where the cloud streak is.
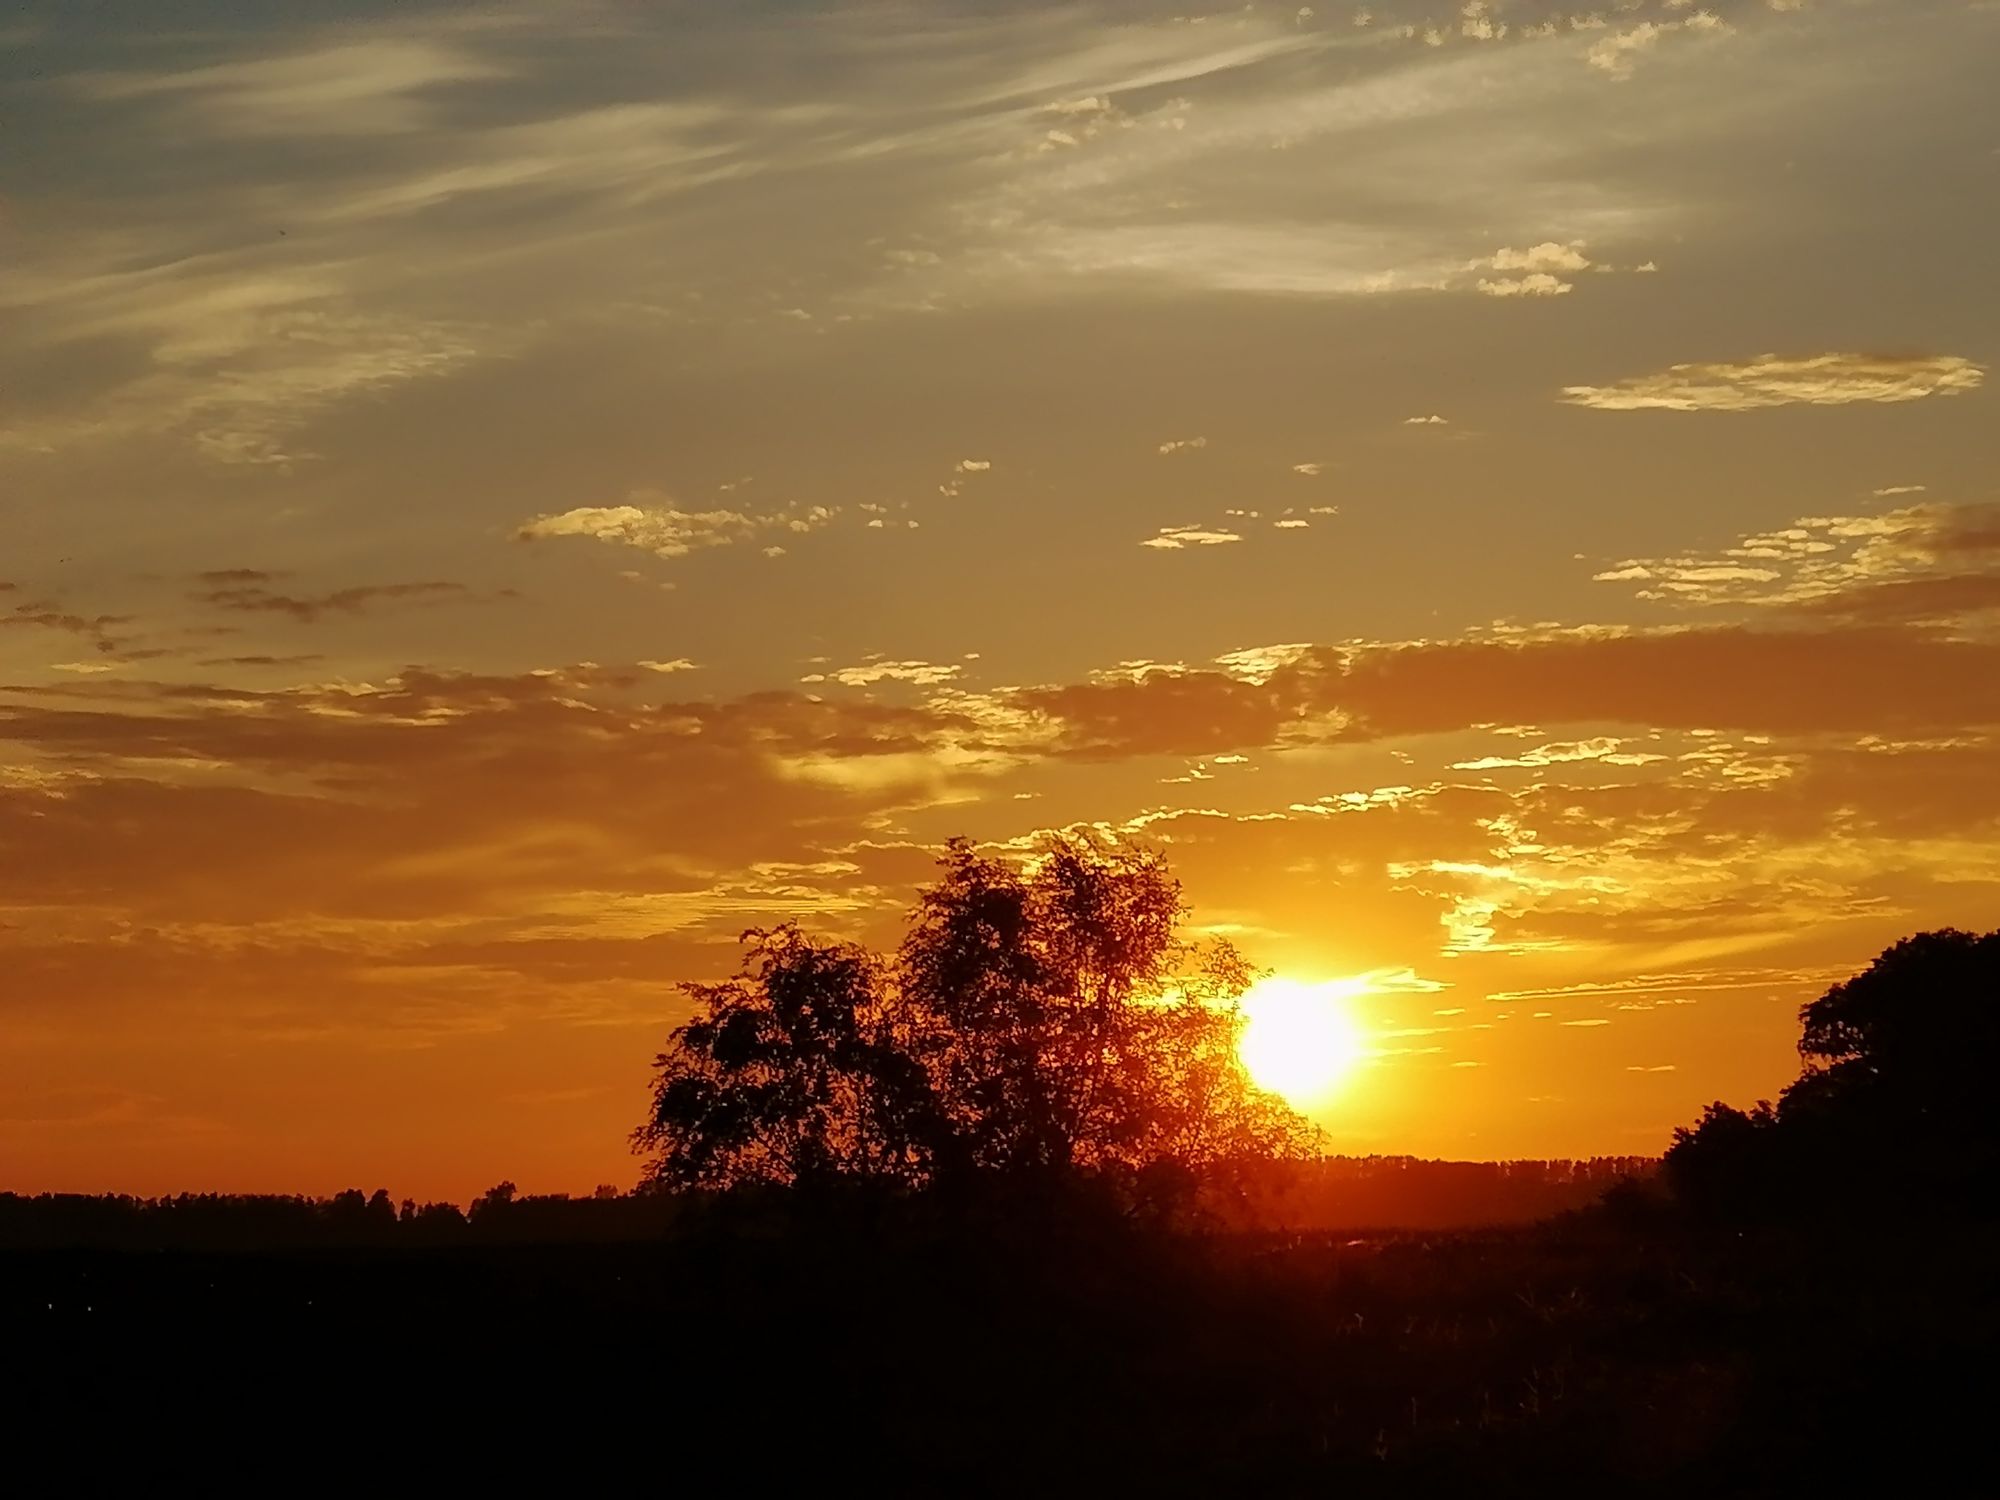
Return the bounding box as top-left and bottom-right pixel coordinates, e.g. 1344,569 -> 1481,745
1563,353 -> 1986,411
517,494 -> 836,561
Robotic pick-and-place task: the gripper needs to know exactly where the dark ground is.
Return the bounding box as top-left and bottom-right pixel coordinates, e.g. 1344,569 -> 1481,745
5,1209 -> 1992,1494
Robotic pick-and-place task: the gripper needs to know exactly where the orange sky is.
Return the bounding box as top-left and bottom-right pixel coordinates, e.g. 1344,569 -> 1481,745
3,0 -> 1997,1201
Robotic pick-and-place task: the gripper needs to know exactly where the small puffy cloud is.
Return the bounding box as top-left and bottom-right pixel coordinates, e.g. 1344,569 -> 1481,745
784,506 -> 835,534
638,658 -> 698,674
517,501 -> 752,559
1587,13 -> 1728,80
1563,354 -> 1985,412
1484,241 -> 1592,274
1274,519 -> 1310,530
1460,1 -> 1501,41
1035,94 -> 1129,151
1873,484 -> 1927,498
1141,525 -> 1242,550
518,493 -> 835,559
1291,462 -> 1323,476
1157,436 -> 1208,456
1044,96 -> 1113,118
1405,414 -> 1449,426
1471,240 -> 1595,298
939,459 -> 993,498
1478,273 -> 1572,298
819,659 -> 962,688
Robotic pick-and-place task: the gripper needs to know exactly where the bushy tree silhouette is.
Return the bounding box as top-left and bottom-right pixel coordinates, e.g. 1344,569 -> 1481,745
634,835 -> 1315,1210
1789,928 -> 1999,1147
633,926 -> 940,1189
1665,926 -> 2000,1216
1663,1101 -> 1781,1217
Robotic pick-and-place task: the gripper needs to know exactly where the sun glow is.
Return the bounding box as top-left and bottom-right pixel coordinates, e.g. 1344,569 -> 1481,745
1237,975 -> 1371,1107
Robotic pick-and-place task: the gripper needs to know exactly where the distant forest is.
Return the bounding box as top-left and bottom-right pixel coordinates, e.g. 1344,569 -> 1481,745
0,1156 -> 1653,1252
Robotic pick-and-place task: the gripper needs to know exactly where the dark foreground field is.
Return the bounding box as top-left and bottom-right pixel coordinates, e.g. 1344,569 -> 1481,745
6,1210 -> 1992,1495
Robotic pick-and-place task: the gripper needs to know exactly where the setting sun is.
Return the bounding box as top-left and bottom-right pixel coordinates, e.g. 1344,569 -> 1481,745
1237,976 -> 1372,1108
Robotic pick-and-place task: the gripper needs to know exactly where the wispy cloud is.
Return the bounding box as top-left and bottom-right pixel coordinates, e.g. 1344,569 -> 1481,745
194,579 -> 472,623
808,659 -> 964,688
1563,353 -> 1985,411
517,493 -> 836,561
72,39 -> 511,136
1140,525 -> 1244,551
1594,501 -> 2000,625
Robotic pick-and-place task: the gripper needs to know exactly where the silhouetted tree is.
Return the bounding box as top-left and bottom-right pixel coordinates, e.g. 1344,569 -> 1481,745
468,1180 -> 518,1232
634,835 -> 1315,1210
404,1199 -> 468,1240
1662,1101 -> 1782,1217
632,926 -> 941,1190
900,836 -> 1311,1189
1783,927 -> 1999,1159
1665,926 -> 2000,1215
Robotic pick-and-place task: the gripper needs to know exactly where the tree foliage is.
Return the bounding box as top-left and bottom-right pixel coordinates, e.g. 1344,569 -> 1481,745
632,927 -> 937,1190
1792,927 -> 1999,1145
1664,926 -> 2000,1216
634,835 -> 1316,1207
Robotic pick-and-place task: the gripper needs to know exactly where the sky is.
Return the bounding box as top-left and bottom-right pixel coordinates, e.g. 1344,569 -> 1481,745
3,0 -> 1997,1200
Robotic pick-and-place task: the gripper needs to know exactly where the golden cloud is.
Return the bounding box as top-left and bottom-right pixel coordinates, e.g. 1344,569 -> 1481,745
1140,525 -> 1242,550
1562,353 -> 1986,411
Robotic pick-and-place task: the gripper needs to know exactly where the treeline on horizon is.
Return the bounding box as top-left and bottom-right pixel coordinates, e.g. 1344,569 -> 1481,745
0,1155 -> 1656,1252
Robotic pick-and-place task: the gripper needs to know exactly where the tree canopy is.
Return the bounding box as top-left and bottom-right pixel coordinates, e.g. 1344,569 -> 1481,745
1664,926 -> 2000,1215
633,835 -> 1316,1210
